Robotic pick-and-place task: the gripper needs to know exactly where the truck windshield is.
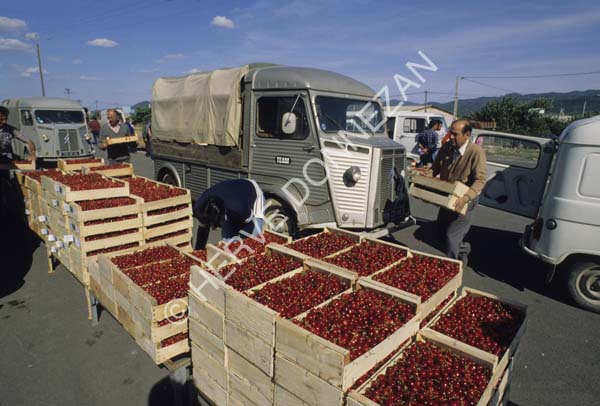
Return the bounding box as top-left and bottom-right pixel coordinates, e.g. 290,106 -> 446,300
315,96 -> 385,135
34,110 -> 85,124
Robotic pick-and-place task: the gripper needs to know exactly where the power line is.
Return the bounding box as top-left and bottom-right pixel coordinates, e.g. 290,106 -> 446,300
463,70 -> 600,79
462,78 -> 519,94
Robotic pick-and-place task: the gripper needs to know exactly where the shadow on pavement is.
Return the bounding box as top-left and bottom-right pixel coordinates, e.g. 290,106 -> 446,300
148,374 -> 197,406
410,217 -> 573,307
0,176 -> 40,299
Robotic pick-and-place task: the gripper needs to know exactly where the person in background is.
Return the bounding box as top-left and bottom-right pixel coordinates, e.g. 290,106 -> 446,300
98,109 -> 135,164
431,119 -> 487,266
193,179 -> 265,250
416,119 -> 442,167
142,121 -> 152,157
88,114 -> 101,145
0,106 -> 36,166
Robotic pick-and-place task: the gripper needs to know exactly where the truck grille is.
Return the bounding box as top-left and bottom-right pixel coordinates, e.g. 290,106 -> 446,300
377,150 -> 405,222
58,129 -> 80,152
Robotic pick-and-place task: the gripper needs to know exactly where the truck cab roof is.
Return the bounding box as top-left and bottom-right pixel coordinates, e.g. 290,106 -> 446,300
1,97 -> 84,109
560,114 -> 600,146
246,65 -> 376,98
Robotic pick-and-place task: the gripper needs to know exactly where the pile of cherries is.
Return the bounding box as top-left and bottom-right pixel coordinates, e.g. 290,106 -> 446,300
420,293 -> 455,329
84,214 -> 138,226
26,169 -> 61,182
157,311 -> 187,326
374,253 -> 460,301
324,240 -> 407,277
52,173 -> 122,191
89,164 -> 130,171
146,229 -> 189,243
364,341 -> 491,406
64,158 -> 103,165
124,256 -> 196,287
190,250 -> 207,262
219,252 -> 301,292
88,242 -> 139,257
84,228 -> 138,242
125,177 -> 187,202
297,289 -> 415,360
431,294 -> 525,356
350,340 -> 409,391
147,204 -> 189,217
161,332 -> 188,347
219,231 -> 288,259
250,270 -> 349,319
77,197 -> 137,211
112,245 -> 180,269
286,232 -> 356,259
143,274 -> 190,305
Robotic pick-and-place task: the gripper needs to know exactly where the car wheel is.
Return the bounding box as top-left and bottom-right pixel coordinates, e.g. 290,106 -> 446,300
263,198 -> 297,237
159,170 -> 178,187
566,261 -> 600,313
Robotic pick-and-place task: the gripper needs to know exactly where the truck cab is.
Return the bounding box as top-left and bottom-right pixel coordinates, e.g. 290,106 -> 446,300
151,65 -> 410,236
384,110 -> 448,166
472,117 -> 600,313
1,97 -> 94,162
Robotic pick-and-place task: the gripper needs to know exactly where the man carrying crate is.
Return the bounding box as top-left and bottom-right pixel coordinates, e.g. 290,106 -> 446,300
98,109 -> 136,164
431,119 -> 487,266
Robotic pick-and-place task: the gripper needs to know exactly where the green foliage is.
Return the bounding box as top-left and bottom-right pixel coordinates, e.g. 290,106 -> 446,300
468,97 -> 572,137
132,106 -> 151,125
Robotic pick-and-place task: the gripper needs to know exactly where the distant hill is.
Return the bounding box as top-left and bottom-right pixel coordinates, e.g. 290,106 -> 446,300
393,89 -> 600,116
132,101 -> 150,110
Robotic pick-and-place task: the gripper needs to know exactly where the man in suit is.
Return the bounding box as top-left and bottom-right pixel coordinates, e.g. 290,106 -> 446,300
432,119 -> 487,266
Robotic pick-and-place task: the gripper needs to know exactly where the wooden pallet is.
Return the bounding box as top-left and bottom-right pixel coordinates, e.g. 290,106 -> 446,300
225,258 -> 358,377
364,248 -> 463,322
275,278 -> 420,392
347,330 -> 506,406
423,287 -> 528,376
57,158 -> 104,171
41,173 -> 129,202
81,163 -> 134,177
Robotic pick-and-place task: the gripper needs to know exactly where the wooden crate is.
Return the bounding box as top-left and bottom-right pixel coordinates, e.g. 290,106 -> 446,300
81,163 -> 134,177
275,278 -> 420,392
228,348 -> 275,406
71,228 -> 143,254
123,175 -> 191,214
210,229 -> 292,260
274,384 -> 311,406
189,317 -> 226,365
142,203 -> 193,226
188,290 -> 225,340
192,342 -> 227,389
489,358 -> 513,406
13,160 -> 36,170
409,183 -> 468,215
57,158 -> 104,171
365,248 -> 463,322
192,365 -> 228,406
347,330 -> 506,406
423,287 -> 527,376
284,227 -> 361,259
143,215 -> 193,240
145,229 -> 192,248
225,258 -> 357,376
408,169 -> 470,195
67,213 -> 143,238
41,173 -> 129,202
104,135 -> 138,146
65,198 -> 140,223
135,333 -> 189,365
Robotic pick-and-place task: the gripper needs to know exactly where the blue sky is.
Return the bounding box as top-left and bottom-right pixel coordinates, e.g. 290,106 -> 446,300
1,0 -> 599,110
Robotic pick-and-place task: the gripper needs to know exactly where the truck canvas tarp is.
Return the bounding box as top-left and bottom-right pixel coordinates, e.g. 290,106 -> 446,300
151,65 -> 250,147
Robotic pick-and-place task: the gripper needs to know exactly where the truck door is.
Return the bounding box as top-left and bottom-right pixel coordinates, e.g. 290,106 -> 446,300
249,93 -> 330,225
398,116 -> 427,158
473,129 -> 555,218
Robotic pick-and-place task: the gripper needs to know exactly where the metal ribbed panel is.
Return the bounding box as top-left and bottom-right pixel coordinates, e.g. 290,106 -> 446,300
184,164 -> 208,198
325,148 -> 371,214
209,168 -> 243,187
58,129 -> 79,152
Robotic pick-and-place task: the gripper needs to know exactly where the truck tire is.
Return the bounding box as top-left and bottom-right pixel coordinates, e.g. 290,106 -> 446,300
264,198 -> 297,238
566,261 -> 600,313
159,170 -> 179,187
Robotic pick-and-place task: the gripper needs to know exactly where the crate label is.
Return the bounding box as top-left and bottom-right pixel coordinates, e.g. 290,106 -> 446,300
48,234 -> 56,242
64,203 -> 72,213
55,240 -> 64,248
41,228 -> 49,235
70,222 -> 79,233
51,199 -> 58,207
74,237 -> 81,248
50,246 -> 57,254
38,215 -> 47,223
25,209 -> 30,215
64,235 -> 74,243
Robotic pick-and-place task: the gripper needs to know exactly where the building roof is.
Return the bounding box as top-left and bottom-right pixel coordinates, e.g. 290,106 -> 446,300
387,104 -> 454,115
246,66 -> 375,98
2,97 -> 83,109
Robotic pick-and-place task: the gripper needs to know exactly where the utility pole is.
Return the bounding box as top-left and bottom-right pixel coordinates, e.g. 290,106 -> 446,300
95,100 -> 98,112
582,100 -> 587,117
424,90 -> 428,112
453,76 -> 461,119
35,43 -> 46,96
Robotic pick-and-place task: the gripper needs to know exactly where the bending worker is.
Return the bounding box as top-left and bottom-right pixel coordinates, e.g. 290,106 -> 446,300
193,179 -> 265,250
431,119 -> 486,266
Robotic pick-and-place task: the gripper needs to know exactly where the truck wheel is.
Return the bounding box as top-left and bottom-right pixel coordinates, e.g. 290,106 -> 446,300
159,170 -> 179,187
566,261 -> 600,313
263,198 -> 297,238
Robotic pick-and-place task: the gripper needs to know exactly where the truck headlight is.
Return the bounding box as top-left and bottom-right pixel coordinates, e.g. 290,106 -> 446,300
343,166 -> 361,186
85,133 -> 92,141
42,134 -> 49,142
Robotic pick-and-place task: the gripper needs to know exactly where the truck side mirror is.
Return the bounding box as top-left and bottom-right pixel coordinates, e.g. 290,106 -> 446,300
281,112 -> 297,135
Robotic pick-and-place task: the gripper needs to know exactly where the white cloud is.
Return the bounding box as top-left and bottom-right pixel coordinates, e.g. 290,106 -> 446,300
21,66 -> 47,77
24,32 -> 39,41
0,38 -> 32,51
79,75 -> 97,81
0,16 -> 27,32
165,53 -> 184,59
184,68 -> 202,74
210,16 -> 234,29
72,58 -> 83,64
86,38 -> 118,48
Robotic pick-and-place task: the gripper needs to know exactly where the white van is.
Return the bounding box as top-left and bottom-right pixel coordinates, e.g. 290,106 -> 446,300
472,117 -> 600,313
384,111 -> 448,165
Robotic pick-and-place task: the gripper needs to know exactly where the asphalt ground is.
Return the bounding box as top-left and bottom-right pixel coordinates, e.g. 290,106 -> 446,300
1,150 -> 598,406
